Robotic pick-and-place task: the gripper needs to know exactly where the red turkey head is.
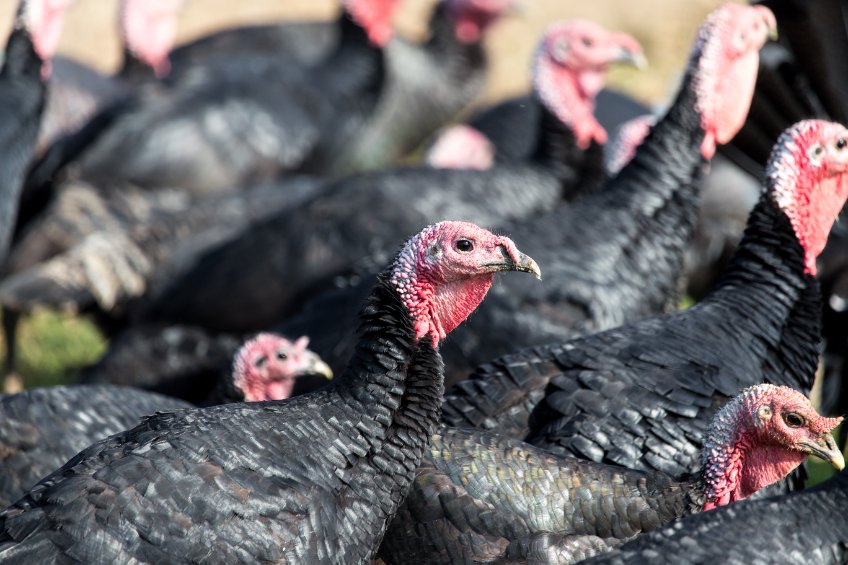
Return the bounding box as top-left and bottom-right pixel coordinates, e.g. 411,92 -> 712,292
768,120 -> 848,275
701,383 -> 843,511
446,0 -> 516,44
17,0 -> 74,76
343,0 -> 400,47
390,221 -> 540,346
426,125 -> 495,170
233,334 -> 333,402
120,0 -> 184,77
534,20 -> 645,150
689,3 -> 776,159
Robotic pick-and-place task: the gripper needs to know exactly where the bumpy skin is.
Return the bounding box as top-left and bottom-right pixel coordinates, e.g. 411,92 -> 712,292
0,25 -> 46,268
0,275 -> 442,564
583,470 -> 848,565
441,153 -> 820,486
379,427 -> 702,564
0,385 -> 192,508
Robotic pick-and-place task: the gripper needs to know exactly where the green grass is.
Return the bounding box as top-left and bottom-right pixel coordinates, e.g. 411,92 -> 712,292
2,309 -> 107,389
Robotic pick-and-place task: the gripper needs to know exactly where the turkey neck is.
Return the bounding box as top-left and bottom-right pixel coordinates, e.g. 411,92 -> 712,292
320,10 -> 385,100
0,28 -> 45,266
585,72 -> 705,221
425,3 -> 486,81
530,100 -> 606,201
335,274 -> 444,448
705,193 -> 821,393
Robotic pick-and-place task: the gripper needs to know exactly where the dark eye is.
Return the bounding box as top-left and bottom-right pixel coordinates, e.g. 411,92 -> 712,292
582,37 -> 593,47
254,355 -> 267,369
455,239 -> 474,253
276,351 -> 288,361
836,138 -> 847,150
783,412 -> 805,428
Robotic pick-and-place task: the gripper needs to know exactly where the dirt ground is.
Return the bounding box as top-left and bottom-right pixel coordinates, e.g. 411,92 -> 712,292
1,0 -> 729,107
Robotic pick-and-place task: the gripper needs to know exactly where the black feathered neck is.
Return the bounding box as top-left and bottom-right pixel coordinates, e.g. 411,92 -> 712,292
424,3 -> 486,69
333,273 -> 427,410
117,47 -> 156,83
530,99 -> 606,200
705,194 -> 821,393
2,28 -> 42,80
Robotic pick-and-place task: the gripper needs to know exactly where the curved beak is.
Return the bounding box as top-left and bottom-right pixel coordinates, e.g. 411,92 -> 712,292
305,353 -> 334,380
798,434 -> 845,471
484,246 -> 542,280
615,46 -> 648,70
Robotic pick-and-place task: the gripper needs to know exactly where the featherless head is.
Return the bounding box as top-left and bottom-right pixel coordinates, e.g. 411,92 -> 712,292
342,0 -> 399,47
120,0 -> 184,77
533,20 -> 645,150
701,383 -> 844,511
446,0 -> 516,44
390,221 -> 540,347
232,333 -> 333,402
605,114 -> 656,175
688,3 -> 775,159
16,0 -> 74,75
767,120 -> 848,275
426,125 -> 495,171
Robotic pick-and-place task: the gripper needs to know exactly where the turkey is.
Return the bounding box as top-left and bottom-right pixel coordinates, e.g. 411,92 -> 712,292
0,0 -> 71,270
110,20 -> 640,336
37,0 -> 183,152
270,2 -> 776,386
440,120 -> 848,489
0,333 -> 332,509
716,0 -> 848,441
20,0 -> 394,201
378,385 -> 844,564
0,221 -> 540,563
583,470 -> 848,565
328,0 -> 517,174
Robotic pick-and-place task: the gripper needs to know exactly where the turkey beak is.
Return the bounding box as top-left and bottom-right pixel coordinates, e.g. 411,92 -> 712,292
484,246 -> 542,280
798,434 -> 845,471
616,46 -> 647,70
306,353 -> 333,380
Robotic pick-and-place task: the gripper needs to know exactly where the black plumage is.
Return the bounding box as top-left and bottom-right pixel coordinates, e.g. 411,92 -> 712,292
441,121 -> 833,488
0,385 -> 191,508
133,108 -> 581,334
379,427 -> 702,564
0,216 -> 542,563
0,275 -> 437,563
583,470 -> 848,565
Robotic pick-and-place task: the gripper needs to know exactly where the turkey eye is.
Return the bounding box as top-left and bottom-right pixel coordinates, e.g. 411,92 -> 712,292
836,138 -> 847,150
455,239 -> 474,253
276,351 -> 288,361
582,37 -> 593,47
254,355 -> 267,369
783,412 -> 805,428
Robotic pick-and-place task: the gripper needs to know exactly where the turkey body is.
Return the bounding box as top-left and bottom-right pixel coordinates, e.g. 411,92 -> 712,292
379,426 -> 702,564
0,277 -> 442,563
441,188 -> 820,484
168,19 -> 338,74
137,159 -> 568,333
0,385 -> 192,508
584,470 -> 848,565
